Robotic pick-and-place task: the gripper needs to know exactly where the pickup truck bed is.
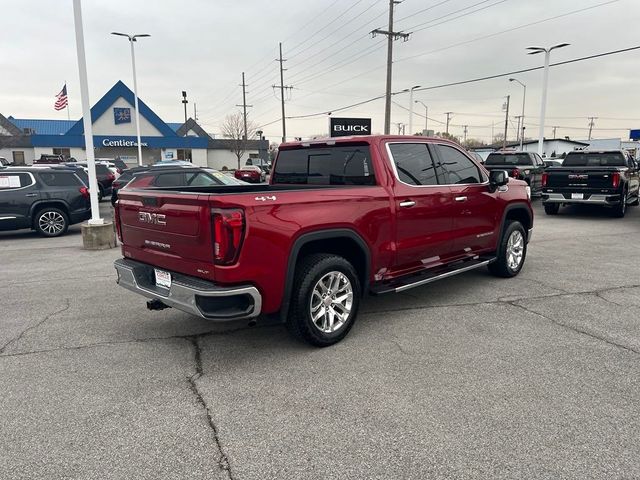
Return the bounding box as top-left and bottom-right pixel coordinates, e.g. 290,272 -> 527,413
114,135 -> 534,346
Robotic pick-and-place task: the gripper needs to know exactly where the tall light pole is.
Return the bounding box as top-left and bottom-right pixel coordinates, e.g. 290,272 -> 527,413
407,85 -> 421,135
111,32 -> 150,166
415,100 -> 428,134
509,78 -> 526,150
73,0 -> 102,224
527,43 -> 569,156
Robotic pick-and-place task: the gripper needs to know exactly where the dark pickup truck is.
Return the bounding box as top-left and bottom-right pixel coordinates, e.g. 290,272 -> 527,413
541,150 -> 640,217
113,135 -> 534,346
484,151 -> 545,196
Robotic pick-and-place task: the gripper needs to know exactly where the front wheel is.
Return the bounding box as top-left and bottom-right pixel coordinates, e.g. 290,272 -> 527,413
286,254 -> 361,347
488,221 -> 527,278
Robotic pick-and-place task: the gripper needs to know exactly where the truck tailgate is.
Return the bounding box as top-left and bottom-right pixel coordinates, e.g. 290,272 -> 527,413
118,190 -> 214,265
545,168 -> 618,191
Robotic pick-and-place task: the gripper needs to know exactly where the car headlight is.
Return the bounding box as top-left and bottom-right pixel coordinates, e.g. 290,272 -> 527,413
525,186 -> 531,200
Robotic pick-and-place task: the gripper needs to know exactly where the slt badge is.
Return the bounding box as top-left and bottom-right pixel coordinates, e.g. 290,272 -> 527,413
255,196 -> 277,201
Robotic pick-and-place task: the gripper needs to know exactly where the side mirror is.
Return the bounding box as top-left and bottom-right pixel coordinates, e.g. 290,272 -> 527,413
489,169 -> 508,192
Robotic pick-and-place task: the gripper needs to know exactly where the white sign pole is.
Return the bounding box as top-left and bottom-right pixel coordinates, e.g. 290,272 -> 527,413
130,39 -> 144,166
72,0 -> 102,225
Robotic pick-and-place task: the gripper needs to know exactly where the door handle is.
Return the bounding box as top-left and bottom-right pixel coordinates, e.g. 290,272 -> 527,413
399,200 -> 416,208
25,193 -> 38,197
455,196 -> 467,202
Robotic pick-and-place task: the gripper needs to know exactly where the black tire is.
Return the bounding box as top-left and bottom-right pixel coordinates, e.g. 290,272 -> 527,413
286,253 -> 361,347
544,203 -> 559,215
98,186 -> 104,202
34,207 -> 69,237
488,220 -> 527,278
629,192 -> 639,206
612,190 -> 627,218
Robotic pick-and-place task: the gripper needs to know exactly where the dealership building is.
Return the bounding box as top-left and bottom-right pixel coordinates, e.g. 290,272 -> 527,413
0,80 -> 268,168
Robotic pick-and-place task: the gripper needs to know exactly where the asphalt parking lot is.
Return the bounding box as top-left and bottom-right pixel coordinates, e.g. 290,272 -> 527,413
1,201 -> 639,479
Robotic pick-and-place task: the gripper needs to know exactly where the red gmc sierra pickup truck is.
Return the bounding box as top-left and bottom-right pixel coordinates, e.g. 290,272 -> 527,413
114,135 -> 533,346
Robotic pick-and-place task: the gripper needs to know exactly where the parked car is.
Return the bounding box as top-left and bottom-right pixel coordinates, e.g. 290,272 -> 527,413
541,149 -> 640,217
0,166 -> 91,236
109,158 -> 130,172
469,151 -> 485,164
484,151 -> 545,196
543,159 -> 563,169
0,157 -> 11,166
235,165 -> 266,183
69,162 -> 116,201
114,135 -> 533,347
33,154 -> 66,165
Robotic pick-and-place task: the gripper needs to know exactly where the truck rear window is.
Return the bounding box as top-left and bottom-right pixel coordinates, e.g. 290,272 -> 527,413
485,153 -> 531,166
272,146 -> 375,185
563,152 -> 626,167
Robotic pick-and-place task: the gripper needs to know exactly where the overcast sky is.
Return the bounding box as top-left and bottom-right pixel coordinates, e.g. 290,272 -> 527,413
1,0 -> 639,143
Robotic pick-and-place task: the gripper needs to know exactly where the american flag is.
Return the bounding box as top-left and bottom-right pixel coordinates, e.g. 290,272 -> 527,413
54,84 -> 68,111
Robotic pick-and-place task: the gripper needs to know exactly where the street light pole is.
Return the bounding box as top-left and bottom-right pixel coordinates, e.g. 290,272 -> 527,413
527,43 -> 569,156
509,78 -> 526,150
415,100 -> 428,134
111,32 -> 150,166
408,85 -> 420,135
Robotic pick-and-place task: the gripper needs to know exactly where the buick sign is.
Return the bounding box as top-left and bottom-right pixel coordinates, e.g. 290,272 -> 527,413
330,117 -> 372,137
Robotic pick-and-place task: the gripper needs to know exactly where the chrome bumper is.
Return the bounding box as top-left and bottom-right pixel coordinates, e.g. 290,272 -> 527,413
114,258 -> 262,321
542,193 -> 620,205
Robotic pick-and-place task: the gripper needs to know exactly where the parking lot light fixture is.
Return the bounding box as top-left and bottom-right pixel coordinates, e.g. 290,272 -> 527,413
509,78 -> 526,150
526,43 -> 570,156
111,32 -> 150,166
415,100 -> 428,134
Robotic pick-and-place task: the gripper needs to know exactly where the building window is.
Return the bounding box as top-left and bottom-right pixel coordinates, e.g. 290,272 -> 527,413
12,151 -> 25,165
249,153 -> 259,159
53,148 -> 71,159
177,149 -> 192,162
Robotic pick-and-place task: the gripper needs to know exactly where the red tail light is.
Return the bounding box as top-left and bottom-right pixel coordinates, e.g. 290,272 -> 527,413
79,186 -> 89,199
212,208 -> 245,265
541,172 -> 548,187
612,172 -> 620,189
510,168 -> 521,179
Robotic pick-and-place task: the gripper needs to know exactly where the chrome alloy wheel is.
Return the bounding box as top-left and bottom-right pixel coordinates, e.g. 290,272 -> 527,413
38,211 -> 65,235
506,230 -> 524,271
309,271 -> 353,333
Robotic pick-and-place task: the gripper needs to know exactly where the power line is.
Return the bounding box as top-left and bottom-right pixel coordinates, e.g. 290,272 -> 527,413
404,0 -> 507,32
394,0 -> 456,23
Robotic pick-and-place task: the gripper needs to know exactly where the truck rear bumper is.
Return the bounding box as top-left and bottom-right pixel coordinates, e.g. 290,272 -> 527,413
114,258 -> 262,321
541,192 -> 621,205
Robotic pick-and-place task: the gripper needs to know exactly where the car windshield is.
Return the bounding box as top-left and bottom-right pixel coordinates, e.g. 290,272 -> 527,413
563,152 -> 627,167
485,153 -> 531,166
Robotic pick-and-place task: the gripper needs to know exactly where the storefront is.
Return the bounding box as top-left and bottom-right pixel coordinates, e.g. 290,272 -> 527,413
0,81 -> 268,169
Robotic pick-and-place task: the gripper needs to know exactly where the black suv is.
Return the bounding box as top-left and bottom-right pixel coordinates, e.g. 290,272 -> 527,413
66,162 -> 115,201
0,167 -> 91,237
484,151 -> 545,195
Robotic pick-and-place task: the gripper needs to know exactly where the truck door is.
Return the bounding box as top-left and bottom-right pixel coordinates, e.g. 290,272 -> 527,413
433,144 -> 498,256
386,142 -> 456,274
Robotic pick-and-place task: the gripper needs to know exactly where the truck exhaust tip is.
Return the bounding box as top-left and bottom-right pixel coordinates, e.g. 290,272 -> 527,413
147,299 -> 170,311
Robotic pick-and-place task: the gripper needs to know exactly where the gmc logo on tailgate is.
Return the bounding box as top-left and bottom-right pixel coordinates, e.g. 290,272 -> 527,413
568,174 -> 588,180
138,212 -> 166,225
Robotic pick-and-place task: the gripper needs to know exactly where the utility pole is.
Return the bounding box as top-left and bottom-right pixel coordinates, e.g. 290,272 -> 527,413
236,72 -> 253,140
463,125 -> 468,144
588,116 -> 597,140
445,112 -> 453,135
372,0 -> 410,135
181,91 -> 188,124
193,103 -> 198,122
273,42 -> 292,143
514,116 -> 521,143
396,122 -> 405,135
503,95 -> 510,149
552,126 -> 558,138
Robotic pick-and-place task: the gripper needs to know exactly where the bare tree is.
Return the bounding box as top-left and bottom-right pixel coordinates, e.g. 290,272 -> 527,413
221,112 -> 257,169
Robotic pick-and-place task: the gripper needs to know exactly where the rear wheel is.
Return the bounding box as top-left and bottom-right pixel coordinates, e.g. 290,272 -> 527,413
97,185 -> 104,202
34,207 -> 68,237
544,203 -> 560,215
612,190 -> 627,218
286,254 -> 361,347
488,221 -> 527,278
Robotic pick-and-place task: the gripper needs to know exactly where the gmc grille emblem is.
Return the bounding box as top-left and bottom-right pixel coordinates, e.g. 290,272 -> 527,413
138,212 -> 166,225
568,174 -> 588,180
